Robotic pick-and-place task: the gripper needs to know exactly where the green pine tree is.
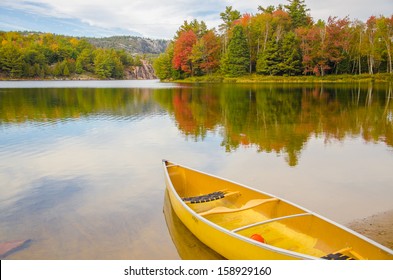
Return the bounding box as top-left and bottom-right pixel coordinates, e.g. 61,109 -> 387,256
257,32 -> 303,76
256,39 -> 281,75
279,32 -> 303,75
284,0 -> 310,29
221,25 -> 250,77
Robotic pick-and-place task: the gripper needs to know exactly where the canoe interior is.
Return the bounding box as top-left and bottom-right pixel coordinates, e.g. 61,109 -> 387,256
165,161 -> 393,260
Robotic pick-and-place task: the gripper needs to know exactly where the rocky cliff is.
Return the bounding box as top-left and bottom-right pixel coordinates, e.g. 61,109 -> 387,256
125,60 -> 157,79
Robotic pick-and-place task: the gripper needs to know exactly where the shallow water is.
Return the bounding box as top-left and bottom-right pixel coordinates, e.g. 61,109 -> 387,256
0,80 -> 392,259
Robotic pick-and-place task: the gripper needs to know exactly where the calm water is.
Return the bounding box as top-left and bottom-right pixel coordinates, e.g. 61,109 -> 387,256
0,80 -> 392,259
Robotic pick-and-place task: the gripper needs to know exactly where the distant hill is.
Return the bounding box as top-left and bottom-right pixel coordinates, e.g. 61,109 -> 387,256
85,36 -> 170,54
0,31 -> 164,80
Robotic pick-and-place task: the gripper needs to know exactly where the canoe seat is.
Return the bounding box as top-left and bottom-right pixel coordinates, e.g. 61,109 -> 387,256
321,253 -> 354,260
321,247 -> 363,260
199,198 -> 278,216
182,190 -> 240,204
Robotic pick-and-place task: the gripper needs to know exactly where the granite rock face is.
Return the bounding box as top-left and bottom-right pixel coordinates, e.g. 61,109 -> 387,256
126,60 -> 157,79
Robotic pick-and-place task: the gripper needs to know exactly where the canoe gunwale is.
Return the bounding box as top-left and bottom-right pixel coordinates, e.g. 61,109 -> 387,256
162,160 -> 393,259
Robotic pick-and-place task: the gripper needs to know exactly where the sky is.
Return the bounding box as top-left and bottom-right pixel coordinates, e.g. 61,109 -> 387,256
0,0 -> 392,39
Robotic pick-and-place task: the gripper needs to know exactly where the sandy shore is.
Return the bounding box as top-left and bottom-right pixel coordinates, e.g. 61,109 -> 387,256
347,210 -> 393,250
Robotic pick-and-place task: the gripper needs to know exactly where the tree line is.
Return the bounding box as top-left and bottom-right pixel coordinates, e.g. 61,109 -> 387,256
0,31 -> 146,79
153,0 -> 393,80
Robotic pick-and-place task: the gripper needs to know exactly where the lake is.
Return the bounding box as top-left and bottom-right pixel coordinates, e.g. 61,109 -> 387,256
0,80 -> 392,259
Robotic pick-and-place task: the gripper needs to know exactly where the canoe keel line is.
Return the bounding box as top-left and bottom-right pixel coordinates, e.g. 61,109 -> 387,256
163,160 -> 393,260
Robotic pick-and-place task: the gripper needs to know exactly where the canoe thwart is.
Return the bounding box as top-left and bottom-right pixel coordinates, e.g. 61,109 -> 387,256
182,190 -> 240,204
232,213 -> 312,233
199,197 -> 279,216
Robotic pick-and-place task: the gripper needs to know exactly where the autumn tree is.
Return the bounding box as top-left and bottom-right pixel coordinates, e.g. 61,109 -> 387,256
250,11 -> 274,68
325,16 -> 351,74
172,30 -> 198,76
348,20 -> 366,74
365,16 -> 379,74
376,16 -> 393,73
76,48 -> 94,73
191,30 -> 221,75
0,43 -> 23,78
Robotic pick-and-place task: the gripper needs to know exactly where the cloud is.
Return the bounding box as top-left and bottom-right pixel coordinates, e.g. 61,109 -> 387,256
1,0 -> 230,38
0,0 -> 392,39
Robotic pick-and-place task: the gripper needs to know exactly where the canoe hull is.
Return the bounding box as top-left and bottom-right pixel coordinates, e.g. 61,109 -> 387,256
163,160 -> 393,260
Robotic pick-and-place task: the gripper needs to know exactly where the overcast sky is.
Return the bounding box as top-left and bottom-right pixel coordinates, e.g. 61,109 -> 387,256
0,0 -> 392,39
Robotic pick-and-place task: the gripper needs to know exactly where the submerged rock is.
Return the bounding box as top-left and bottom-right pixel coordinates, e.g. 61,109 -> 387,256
0,239 -> 31,259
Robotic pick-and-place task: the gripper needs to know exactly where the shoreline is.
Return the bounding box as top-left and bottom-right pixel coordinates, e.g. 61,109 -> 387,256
173,73 -> 393,84
2,73 -> 393,84
347,210 -> 393,250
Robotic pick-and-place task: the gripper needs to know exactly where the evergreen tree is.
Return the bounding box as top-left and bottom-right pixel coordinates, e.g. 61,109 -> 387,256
221,25 -> 250,76
257,32 -> 302,75
219,6 -> 241,33
284,0 -> 310,29
219,6 -> 241,52
256,39 -> 281,75
176,19 -> 208,39
280,31 -> 303,75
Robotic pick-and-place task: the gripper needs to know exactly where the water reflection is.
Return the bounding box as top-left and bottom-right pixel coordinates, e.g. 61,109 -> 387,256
1,83 -> 392,167
163,190 -> 224,260
155,83 -> 393,166
0,87 -> 164,123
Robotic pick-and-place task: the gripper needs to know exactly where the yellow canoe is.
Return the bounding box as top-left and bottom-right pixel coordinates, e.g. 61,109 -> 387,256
162,160 -> 393,260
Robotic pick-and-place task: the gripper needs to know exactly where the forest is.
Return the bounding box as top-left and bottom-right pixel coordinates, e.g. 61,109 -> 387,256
0,31 -> 149,79
153,0 -> 393,80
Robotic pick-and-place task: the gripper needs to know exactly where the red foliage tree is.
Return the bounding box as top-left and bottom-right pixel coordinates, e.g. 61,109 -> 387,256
198,31 -> 221,74
326,16 -> 350,72
172,30 -> 197,75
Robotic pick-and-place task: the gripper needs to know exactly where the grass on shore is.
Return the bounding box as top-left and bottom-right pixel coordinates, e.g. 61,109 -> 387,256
173,73 -> 393,84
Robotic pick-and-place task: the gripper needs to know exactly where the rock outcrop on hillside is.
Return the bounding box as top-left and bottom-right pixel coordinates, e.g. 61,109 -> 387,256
87,36 -> 169,54
126,60 -> 157,79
